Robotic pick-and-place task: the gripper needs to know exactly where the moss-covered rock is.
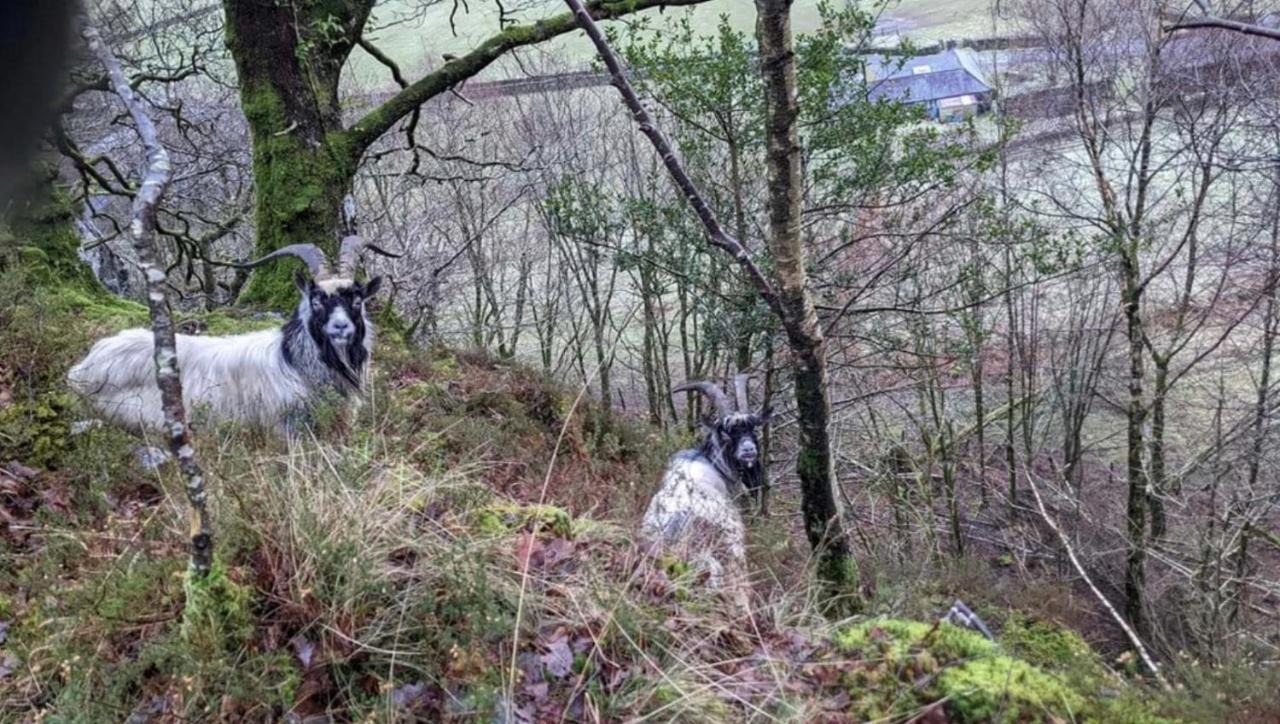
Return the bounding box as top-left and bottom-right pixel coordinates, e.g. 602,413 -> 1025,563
1002,614 -> 1104,679
837,619 -> 1087,723
940,655 -> 1085,722
1000,615 -> 1175,724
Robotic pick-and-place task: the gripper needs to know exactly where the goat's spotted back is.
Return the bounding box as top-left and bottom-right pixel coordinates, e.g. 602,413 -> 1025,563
642,376 -> 770,609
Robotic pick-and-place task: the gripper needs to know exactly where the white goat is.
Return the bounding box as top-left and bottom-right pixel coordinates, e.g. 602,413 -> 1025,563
67,237 -> 395,432
642,375 -> 770,607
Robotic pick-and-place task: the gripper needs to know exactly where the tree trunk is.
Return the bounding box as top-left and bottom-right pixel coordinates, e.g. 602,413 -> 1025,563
728,137 -> 755,373
971,345 -> 988,510
755,0 -> 856,593
760,336 -> 777,515
505,248 -> 530,359
1122,262 -> 1149,634
1004,247 -> 1018,515
964,236 -> 988,509
1148,359 -> 1169,539
223,0 -> 367,307
678,281 -> 696,429
593,309 -> 612,422
639,250 -> 663,426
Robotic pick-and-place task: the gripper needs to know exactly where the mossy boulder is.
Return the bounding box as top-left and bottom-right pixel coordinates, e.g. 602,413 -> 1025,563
837,619 -> 1086,723
1000,615 -> 1173,724
1002,614 -> 1103,678
836,618 -> 1172,723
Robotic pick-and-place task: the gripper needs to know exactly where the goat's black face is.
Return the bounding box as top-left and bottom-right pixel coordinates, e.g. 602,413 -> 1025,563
291,271 -> 383,385
705,408 -> 772,472
701,409 -> 771,502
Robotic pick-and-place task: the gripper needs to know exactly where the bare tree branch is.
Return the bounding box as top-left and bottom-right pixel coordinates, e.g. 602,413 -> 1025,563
1028,463 -> 1171,691
559,0 -> 782,317
1167,10 -> 1280,41
345,0 -> 712,159
82,17 -> 214,578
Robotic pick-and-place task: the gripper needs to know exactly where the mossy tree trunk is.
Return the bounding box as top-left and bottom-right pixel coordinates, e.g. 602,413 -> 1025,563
1147,358 -> 1170,539
1121,257 -> 1149,635
221,0 -> 709,309
2,160 -> 105,294
755,0 -> 857,594
223,0 -> 367,306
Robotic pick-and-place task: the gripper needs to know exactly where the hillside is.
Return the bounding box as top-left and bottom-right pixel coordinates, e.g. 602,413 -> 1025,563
0,264 -> 1200,722
352,0 -> 994,76
8,0 -> 1280,719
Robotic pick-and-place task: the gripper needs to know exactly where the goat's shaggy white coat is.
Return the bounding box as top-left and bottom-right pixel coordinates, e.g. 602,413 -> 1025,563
642,445 -> 750,605
68,278 -> 372,432
68,327 -> 307,430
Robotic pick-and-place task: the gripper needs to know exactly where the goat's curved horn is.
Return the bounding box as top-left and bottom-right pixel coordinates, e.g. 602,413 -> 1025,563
672,380 -> 732,418
338,235 -> 402,278
233,244 -> 330,278
733,373 -> 751,412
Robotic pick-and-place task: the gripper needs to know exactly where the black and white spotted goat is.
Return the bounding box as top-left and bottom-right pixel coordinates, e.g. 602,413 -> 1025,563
68,237 -> 395,432
642,374 -> 770,604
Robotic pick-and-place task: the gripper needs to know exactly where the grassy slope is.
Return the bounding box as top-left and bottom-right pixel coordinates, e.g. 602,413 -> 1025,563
0,269 -> 1193,722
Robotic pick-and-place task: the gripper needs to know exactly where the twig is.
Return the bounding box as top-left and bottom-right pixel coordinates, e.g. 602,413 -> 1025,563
1023,464 -> 1171,691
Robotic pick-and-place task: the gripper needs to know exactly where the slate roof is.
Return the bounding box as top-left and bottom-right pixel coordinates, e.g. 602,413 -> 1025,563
865,49 -> 992,104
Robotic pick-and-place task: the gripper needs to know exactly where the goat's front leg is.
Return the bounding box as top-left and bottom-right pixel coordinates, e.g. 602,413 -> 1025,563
280,405 -> 313,441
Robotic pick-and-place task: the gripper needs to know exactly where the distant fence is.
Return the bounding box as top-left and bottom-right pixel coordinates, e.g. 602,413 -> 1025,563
452,35 -> 1049,102
1004,81 -> 1111,120
463,70 -> 610,99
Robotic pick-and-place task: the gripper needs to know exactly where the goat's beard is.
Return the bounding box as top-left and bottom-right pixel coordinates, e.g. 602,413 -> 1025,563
699,434 -> 764,502
308,322 -> 365,390
735,459 -> 764,502
319,336 -> 363,389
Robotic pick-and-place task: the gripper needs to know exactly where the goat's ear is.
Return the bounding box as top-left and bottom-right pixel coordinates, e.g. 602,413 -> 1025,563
755,406 -> 773,425
363,275 -> 383,298
293,269 -> 312,294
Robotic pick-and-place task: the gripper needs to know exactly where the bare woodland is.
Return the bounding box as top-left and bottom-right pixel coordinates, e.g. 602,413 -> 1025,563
44,0 -> 1280,660
3,0 -> 1280,718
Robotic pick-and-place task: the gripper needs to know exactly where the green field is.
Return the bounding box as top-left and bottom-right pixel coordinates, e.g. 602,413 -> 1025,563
355,0 -> 994,80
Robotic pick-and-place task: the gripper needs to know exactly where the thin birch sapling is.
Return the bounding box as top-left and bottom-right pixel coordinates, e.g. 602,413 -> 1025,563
82,20 -> 214,577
